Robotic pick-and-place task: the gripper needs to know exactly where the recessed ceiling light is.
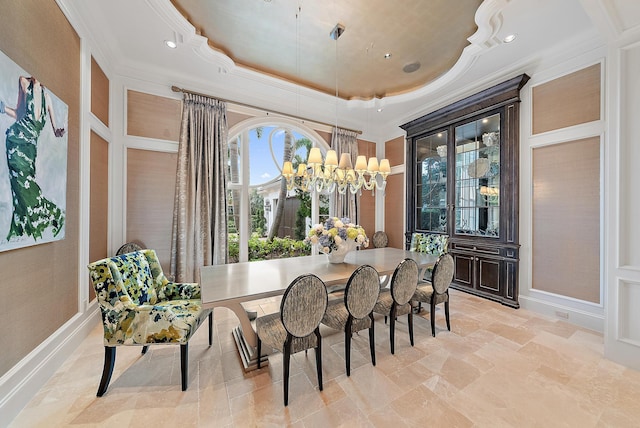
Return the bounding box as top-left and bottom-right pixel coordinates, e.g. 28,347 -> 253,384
377,108 -> 383,112
384,53 -> 392,59
503,34 -> 517,43
165,40 -> 177,49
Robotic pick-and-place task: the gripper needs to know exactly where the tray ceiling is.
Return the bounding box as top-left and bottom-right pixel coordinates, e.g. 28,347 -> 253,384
170,0 -> 483,100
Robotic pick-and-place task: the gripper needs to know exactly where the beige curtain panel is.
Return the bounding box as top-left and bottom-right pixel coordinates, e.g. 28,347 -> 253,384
171,93 -> 228,283
331,127 -> 359,223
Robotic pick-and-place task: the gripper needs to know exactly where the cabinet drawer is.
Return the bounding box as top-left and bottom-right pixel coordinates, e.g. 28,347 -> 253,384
451,242 -> 501,256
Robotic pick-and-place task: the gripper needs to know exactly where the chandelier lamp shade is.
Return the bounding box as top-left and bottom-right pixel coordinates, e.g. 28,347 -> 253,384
282,147 -> 390,195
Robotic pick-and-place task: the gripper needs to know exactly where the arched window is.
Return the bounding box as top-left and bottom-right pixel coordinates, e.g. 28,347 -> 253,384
226,118 -> 329,263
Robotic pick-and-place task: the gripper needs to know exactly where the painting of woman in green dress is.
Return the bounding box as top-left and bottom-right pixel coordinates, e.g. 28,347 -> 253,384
0,54 -> 68,251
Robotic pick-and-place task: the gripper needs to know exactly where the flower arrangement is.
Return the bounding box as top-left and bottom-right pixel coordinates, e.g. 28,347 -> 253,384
305,217 -> 369,254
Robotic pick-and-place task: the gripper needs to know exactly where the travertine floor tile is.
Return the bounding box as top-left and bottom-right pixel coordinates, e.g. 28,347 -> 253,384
8,289 -> 640,428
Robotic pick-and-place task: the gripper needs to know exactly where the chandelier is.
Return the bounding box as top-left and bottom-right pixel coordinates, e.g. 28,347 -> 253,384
281,21 -> 390,195
282,148 -> 390,194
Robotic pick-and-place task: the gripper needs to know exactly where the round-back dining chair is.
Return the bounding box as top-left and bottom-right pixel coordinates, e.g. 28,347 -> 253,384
255,274 -> 328,406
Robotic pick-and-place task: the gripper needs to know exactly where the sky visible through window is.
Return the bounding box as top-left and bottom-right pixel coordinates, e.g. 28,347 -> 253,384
248,126 -> 309,187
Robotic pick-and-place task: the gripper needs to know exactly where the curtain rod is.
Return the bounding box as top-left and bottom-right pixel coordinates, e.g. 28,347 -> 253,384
171,85 -> 362,135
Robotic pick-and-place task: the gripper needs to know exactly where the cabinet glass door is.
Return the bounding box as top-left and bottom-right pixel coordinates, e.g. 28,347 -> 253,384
415,131 -> 448,232
454,113 -> 500,237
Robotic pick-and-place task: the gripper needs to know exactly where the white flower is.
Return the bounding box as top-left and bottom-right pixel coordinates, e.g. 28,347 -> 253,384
322,246 -> 330,254
322,230 -> 328,235
334,236 -> 342,244
310,235 -> 318,244
335,220 -> 344,228
356,235 -> 364,243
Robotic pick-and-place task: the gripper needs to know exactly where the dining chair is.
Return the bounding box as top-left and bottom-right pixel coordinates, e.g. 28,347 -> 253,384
115,241 -> 144,256
413,253 -> 455,336
373,258 -> 419,354
321,264 -> 380,376
256,274 -> 328,406
372,231 -> 389,248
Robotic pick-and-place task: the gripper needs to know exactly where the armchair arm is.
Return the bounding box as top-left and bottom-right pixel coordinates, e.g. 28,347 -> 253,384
103,303 -> 195,345
157,281 -> 202,301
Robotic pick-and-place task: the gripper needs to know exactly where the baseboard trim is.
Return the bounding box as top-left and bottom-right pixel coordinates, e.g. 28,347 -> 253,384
0,303 -> 100,427
519,295 -> 604,333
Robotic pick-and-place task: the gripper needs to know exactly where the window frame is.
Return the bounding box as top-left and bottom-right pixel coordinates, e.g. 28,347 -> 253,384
227,117 -> 330,262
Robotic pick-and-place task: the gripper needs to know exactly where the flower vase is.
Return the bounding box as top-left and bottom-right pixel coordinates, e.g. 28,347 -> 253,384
326,241 -> 357,264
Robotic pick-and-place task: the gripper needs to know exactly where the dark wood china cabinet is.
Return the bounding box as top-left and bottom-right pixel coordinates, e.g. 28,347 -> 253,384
401,74 -> 529,308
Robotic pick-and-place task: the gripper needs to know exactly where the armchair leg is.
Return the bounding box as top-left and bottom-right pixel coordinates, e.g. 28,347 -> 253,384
97,347 -> 116,397
141,345 -> 149,355
208,311 -> 213,346
180,344 -> 189,391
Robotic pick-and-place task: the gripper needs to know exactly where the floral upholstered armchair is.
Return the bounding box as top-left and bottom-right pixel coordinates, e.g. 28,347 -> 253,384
87,249 -> 212,396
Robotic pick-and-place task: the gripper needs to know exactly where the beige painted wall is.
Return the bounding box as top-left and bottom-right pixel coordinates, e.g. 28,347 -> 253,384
0,0 -> 80,377
358,138 -> 376,242
91,58 -> 109,127
127,90 -> 181,141
383,136 -> 405,249
530,64 -> 602,304
532,138 -> 601,303
126,149 -> 178,271
532,64 -> 600,134
89,131 -> 109,300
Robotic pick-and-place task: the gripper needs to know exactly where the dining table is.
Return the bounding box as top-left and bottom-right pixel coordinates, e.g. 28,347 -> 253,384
200,247 -> 438,371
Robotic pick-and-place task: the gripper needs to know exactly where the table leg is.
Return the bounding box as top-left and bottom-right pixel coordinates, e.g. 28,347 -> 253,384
226,302 -> 269,372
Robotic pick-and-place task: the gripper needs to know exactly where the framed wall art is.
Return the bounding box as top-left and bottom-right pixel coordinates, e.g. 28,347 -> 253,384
0,49 -> 68,252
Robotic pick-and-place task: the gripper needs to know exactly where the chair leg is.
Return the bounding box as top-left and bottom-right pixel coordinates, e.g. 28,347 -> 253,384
345,318 -> 353,376
445,300 -> 451,331
389,306 -> 396,355
208,311 -> 213,346
408,311 -> 414,347
97,346 -> 116,397
257,338 -> 262,369
315,329 -> 323,391
141,345 -> 149,355
368,313 -> 376,366
345,329 -> 352,376
283,343 -> 291,406
180,343 -> 188,391
430,299 -> 437,337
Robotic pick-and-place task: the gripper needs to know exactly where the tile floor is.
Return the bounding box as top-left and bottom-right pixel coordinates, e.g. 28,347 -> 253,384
9,289 -> 640,427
